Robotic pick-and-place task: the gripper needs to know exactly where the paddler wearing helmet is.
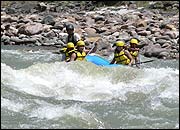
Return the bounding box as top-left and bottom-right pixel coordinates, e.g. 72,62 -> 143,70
69,40 -> 98,61
65,24 -> 81,46
60,42 -> 77,62
110,41 -> 134,66
128,38 -> 140,68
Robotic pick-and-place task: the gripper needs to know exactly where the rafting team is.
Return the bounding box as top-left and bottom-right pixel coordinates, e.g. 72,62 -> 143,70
60,24 -> 140,68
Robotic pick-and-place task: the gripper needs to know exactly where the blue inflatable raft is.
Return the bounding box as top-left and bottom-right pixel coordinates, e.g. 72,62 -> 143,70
85,55 -> 121,67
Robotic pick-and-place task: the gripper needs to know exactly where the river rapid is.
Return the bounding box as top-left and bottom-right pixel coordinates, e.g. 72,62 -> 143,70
1,45 -> 179,129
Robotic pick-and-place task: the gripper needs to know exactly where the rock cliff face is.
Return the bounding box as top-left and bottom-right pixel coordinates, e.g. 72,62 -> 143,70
1,1 -> 179,59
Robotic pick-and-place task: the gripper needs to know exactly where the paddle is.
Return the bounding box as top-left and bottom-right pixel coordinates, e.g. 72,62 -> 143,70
86,43 -> 96,56
132,59 -> 155,65
86,37 -> 100,56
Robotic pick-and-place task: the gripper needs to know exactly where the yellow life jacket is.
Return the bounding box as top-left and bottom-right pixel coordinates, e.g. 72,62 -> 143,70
114,50 -> 130,65
60,48 -> 67,53
130,50 -> 138,58
75,51 -> 86,61
60,48 -> 76,61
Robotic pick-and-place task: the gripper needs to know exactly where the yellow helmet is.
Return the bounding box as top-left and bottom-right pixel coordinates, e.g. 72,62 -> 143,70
67,42 -> 74,48
116,41 -> 125,47
130,38 -> 138,44
77,40 -> 85,46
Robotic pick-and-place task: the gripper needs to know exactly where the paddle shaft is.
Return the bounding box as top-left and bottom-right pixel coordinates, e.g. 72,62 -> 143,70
132,59 -> 154,65
87,44 -> 95,55
86,39 -> 99,55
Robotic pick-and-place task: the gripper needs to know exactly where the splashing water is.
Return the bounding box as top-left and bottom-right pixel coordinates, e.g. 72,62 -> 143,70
1,47 -> 179,129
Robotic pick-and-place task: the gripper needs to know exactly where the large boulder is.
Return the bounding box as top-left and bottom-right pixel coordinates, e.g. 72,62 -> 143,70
18,23 -> 43,36
84,27 -> 97,37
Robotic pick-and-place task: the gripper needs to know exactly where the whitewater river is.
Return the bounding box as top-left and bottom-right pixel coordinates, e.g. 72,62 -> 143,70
1,45 -> 179,129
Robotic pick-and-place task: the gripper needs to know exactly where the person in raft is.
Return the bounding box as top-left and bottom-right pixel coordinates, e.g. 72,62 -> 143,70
128,38 -> 140,68
110,41 -> 134,66
64,24 -> 81,46
60,42 -> 77,62
69,40 -> 98,61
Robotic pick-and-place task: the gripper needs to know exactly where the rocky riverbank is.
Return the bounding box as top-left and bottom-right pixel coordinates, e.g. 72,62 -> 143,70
1,1 -> 179,59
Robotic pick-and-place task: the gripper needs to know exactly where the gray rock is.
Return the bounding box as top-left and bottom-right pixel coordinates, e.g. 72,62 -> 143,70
41,15 -> 55,26
138,31 -> 151,36
36,2 -> 47,12
94,15 -> 105,22
5,7 -> 16,14
1,35 -> 10,43
1,1 -> 179,59
84,27 -> 97,37
18,23 -> 43,35
163,31 -> 176,39
10,36 -> 22,43
155,36 -> 171,41
161,42 -> 171,48
156,39 -> 168,46
158,51 -> 170,59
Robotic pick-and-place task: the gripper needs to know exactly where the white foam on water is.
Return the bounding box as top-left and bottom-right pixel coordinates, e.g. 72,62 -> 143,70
1,97 -> 25,112
1,49 -> 60,62
29,100 -> 105,128
1,62 -> 179,104
30,103 -> 66,119
1,49 -> 22,55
